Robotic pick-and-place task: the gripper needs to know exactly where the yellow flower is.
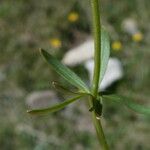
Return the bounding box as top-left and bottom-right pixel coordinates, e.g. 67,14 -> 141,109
49,38 -> 62,48
132,32 -> 143,42
68,12 -> 79,22
112,41 -> 122,51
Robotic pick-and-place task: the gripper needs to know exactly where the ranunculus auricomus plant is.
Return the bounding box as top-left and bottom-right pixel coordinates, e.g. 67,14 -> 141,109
27,0 -> 150,149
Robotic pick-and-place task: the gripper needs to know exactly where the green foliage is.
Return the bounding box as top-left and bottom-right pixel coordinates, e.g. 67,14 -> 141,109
40,49 -> 90,93
0,0 -> 150,149
103,94 -> 150,116
29,27 -> 149,120
27,95 -> 83,115
27,28 -> 110,116
100,28 -> 110,83
28,1 -> 149,149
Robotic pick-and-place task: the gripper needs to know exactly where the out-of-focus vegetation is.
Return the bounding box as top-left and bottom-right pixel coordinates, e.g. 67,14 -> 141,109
0,0 -> 149,149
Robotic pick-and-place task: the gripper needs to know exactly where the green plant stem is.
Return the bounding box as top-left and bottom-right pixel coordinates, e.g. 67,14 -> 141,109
90,0 -> 109,149
92,113 -> 109,150
89,98 -> 109,150
91,0 -> 101,96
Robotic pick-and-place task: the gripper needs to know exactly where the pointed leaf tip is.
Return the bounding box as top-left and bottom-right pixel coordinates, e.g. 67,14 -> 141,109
27,95 -> 83,115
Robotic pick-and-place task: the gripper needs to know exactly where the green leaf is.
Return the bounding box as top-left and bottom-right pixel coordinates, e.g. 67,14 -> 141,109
103,94 -> 150,116
52,81 -> 78,94
27,95 -> 83,115
100,28 -> 110,83
40,49 -> 90,93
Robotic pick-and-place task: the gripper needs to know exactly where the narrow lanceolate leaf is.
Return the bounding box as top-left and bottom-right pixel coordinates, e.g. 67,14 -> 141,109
40,49 -> 90,93
103,94 -> 150,116
52,81 -> 78,94
100,28 -> 110,83
27,95 -> 83,115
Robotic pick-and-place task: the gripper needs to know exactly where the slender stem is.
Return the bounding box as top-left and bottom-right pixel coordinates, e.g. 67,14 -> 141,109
92,112 -> 109,150
89,97 -> 109,150
90,0 -> 109,149
91,0 -> 101,97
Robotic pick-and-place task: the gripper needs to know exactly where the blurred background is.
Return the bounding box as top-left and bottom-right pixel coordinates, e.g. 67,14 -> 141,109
0,0 -> 150,149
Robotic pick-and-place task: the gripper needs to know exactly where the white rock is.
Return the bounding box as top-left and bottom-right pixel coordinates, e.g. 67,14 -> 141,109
62,38 -> 94,66
85,58 -> 123,90
62,38 -> 123,90
26,90 -> 59,109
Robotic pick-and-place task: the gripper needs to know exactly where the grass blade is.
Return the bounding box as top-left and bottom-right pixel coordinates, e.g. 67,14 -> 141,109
103,94 -> 150,116
40,49 -> 90,93
27,95 -> 83,115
